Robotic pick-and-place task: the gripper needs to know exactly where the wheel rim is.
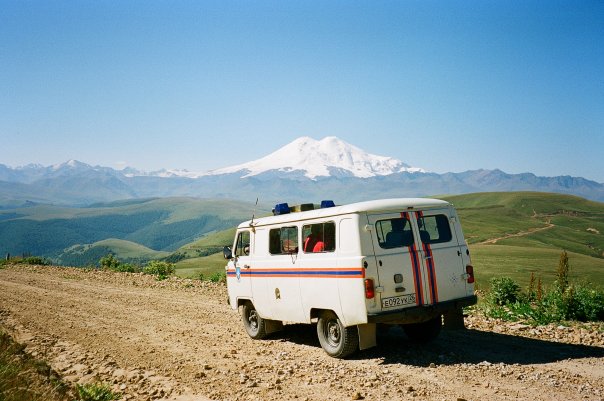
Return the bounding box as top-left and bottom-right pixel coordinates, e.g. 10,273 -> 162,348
325,319 -> 341,347
247,309 -> 258,331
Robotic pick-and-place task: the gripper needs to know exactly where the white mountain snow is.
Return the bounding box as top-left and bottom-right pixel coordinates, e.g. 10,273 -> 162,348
204,136 -> 424,179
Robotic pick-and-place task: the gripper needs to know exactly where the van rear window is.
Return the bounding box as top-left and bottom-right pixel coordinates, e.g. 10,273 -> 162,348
418,214 -> 452,244
376,217 -> 414,249
269,226 -> 298,255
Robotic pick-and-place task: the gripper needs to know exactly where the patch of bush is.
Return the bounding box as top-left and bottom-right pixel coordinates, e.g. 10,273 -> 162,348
74,383 -> 119,401
1,255 -> 51,266
480,251 -> 604,324
488,277 -> 521,306
99,254 -> 120,270
197,271 -> 226,283
143,260 -> 175,280
99,254 -> 142,273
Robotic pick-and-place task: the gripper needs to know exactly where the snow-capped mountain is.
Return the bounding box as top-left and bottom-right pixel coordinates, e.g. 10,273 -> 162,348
1,136 -> 603,206
205,136 -> 424,179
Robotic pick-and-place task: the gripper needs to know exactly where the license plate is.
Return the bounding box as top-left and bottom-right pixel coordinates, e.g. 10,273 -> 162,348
382,294 -> 416,309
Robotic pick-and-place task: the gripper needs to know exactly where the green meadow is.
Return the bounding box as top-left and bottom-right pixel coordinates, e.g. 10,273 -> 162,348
173,192 -> 604,288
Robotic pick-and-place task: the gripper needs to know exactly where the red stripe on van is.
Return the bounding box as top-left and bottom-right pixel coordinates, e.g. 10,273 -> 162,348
402,212 -> 423,305
416,211 -> 439,304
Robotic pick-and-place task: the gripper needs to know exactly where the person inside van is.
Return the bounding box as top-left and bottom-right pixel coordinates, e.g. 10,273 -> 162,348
312,223 -> 335,252
385,218 -> 414,248
304,224 -> 322,252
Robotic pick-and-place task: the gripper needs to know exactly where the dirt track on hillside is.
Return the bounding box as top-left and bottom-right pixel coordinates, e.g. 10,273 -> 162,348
1,264 -> 603,401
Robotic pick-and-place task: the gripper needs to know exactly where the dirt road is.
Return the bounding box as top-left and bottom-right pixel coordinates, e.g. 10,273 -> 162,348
1,264 -> 603,401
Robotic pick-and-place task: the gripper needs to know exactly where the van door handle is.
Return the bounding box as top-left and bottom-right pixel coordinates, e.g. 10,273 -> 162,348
243,264 -> 250,269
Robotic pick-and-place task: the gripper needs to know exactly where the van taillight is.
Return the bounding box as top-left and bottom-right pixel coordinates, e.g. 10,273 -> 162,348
364,279 -> 375,299
466,265 -> 475,284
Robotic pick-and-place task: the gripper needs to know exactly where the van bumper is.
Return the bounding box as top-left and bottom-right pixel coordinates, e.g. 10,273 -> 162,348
367,295 -> 478,324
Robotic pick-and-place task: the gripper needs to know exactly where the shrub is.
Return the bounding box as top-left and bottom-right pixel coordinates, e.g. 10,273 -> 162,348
208,271 -> 226,283
22,256 -> 50,266
143,260 -> 175,280
480,270 -> 604,325
111,263 -> 141,273
197,271 -> 226,283
488,277 -> 521,306
99,254 -> 120,270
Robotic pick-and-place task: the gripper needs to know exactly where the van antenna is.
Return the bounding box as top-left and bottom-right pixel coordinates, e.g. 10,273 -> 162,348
250,197 -> 258,228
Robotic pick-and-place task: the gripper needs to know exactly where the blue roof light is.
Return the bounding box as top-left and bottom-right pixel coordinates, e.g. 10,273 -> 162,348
274,203 -> 290,215
321,200 -> 335,208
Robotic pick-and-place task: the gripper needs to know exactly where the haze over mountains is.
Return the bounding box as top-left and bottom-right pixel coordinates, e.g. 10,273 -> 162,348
1,136 -> 603,207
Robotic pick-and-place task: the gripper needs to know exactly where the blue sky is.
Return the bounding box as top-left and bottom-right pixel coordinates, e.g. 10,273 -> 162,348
1,1 -> 603,181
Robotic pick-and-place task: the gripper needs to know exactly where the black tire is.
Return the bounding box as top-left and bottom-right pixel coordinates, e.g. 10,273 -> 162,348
316,311 -> 358,358
241,302 -> 267,339
402,316 -> 442,343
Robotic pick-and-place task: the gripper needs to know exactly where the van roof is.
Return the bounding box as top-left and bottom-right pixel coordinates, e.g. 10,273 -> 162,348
239,198 -> 450,228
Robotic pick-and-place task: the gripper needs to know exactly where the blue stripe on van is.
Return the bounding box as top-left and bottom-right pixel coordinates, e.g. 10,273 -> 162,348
226,268 -> 365,278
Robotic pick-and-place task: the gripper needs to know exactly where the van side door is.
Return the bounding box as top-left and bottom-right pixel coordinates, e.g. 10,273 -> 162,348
263,225 -> 304,322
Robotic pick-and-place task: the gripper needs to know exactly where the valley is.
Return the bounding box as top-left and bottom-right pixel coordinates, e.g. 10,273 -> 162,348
1,191 -> 603,288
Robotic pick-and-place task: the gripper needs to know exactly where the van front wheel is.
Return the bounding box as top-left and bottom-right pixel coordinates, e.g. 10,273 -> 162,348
317,312 -> 358,358
241,302 -> 267,339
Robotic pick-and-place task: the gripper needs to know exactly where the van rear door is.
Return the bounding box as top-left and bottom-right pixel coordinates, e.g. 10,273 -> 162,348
412,208 -> 468,303
367,208 -> 468,311
366,212 -> 425,311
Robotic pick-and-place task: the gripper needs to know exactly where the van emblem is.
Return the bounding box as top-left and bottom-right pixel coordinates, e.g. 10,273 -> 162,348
235,265 -> 241,281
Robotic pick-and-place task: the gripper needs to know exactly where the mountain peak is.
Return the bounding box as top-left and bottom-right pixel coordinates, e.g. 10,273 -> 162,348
206,136 -> 424,179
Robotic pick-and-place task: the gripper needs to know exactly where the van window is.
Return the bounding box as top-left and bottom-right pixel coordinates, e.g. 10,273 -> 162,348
302,222 -> 336,253
376,217 -> 414,249
418,214 -> 452,244
269,226 -> 298,255
235,231 -> 250,256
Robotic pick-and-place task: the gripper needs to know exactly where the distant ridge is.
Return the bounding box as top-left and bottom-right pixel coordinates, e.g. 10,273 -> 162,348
1,136 -> 603,206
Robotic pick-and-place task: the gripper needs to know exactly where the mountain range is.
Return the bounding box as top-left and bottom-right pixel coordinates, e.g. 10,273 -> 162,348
1,136 -> 603,207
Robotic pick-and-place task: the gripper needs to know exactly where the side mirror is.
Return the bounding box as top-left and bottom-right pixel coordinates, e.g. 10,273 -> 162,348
223,246 -> 233,260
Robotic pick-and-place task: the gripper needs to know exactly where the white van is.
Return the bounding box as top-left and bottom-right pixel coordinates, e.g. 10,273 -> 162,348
224,198 -> 477,358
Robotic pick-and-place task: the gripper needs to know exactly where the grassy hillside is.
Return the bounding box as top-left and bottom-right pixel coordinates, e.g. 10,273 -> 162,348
440,192 -> 604,288
0,197 -> 265,265
174,253 -> 228,279
173,192 -> 604,287
171,228 -> 236,278
57,239 -> 170,267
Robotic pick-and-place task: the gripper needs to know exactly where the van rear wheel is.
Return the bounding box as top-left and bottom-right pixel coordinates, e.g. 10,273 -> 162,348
241,302 -> 267,339
402,316 -> 442,343
317,311 -> 358,358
